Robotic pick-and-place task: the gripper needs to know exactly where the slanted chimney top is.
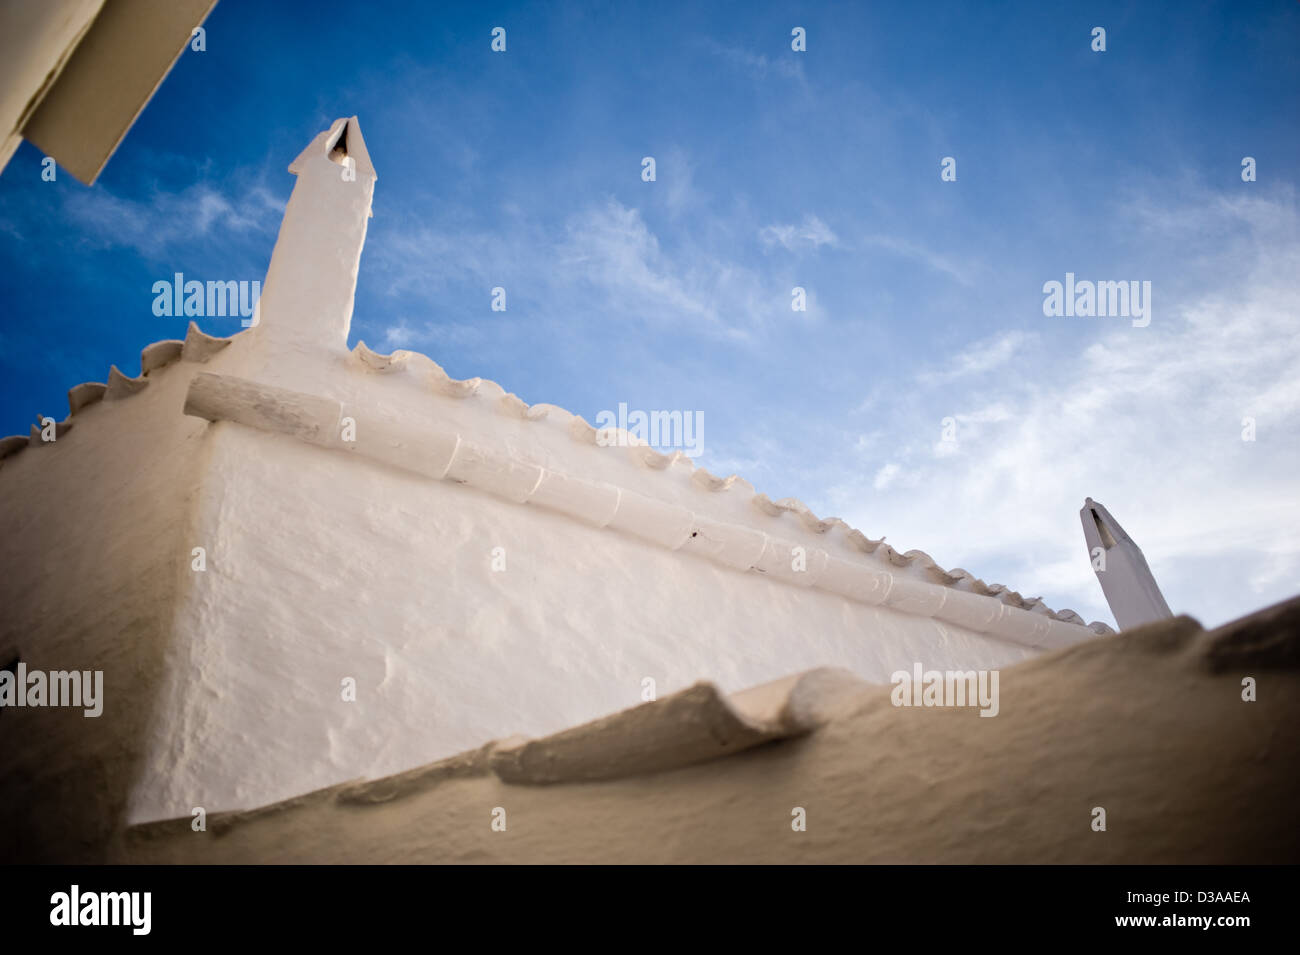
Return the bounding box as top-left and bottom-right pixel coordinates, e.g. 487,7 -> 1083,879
1080,497 -> 1173,630
289,116 -> 376,180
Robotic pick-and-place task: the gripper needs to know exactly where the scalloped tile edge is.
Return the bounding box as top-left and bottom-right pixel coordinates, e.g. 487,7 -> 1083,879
348,342 -> 1112,634
1,322 -> 237,468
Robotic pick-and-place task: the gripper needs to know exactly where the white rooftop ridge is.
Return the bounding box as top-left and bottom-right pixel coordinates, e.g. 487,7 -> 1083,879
2,314 -> 1113,642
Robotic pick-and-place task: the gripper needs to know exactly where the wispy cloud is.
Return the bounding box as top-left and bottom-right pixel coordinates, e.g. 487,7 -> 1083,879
560,199 -> 720,325
759,214 -> 838,252
59,180 -> 283,260
822,190 -> 1300,628
873,462 -> 901,491
707,40 -> 806,83
661,146 -> 699,219
859,233 -> 977,285
375,318 -> 489,354
917,331 -> 1032,385
370,196 -> 795,346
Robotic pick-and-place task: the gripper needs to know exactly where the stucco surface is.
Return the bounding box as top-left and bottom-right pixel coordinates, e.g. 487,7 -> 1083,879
0,349 -> 211,861
136,410 -> 1047,821
120,598 -> 1300,864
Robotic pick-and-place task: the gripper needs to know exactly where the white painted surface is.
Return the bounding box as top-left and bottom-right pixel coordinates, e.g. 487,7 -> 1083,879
0,353 -> 211,859
136,408 -> 1052,820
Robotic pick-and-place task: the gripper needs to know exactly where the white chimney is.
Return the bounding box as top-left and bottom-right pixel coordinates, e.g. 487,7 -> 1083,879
250,116 -> 377,357
1081,497 -> 1173,630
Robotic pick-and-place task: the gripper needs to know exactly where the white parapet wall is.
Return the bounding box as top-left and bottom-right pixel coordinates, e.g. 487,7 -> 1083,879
121,326 -> 1100,822
0,334 -> 213,860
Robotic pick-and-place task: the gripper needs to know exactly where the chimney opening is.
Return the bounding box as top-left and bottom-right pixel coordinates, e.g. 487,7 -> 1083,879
1091,508 -> 1117,549
328,123 -> 349,165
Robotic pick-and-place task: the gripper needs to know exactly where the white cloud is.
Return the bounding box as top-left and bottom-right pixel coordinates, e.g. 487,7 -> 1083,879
707,41 -> 806,83
827,190 -> 1300,629
367,197 -> 793,347
561,200 -> 715,323
60,181 -> 282,260
918,332 -> 1031,385
873,462 -> 900,491
859,233 -> 976,285
558,199 -> 785,339
660,147 -> 698,219
759,215 -> 838,252
376,318 -> 486,354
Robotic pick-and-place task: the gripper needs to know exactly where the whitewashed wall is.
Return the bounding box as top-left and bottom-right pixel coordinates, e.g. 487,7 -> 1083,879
130,330 -> 1091,822
0,354 -> 208,860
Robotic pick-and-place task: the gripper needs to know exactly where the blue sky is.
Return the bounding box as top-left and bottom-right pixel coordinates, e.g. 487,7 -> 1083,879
2,0 -> 1298,628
